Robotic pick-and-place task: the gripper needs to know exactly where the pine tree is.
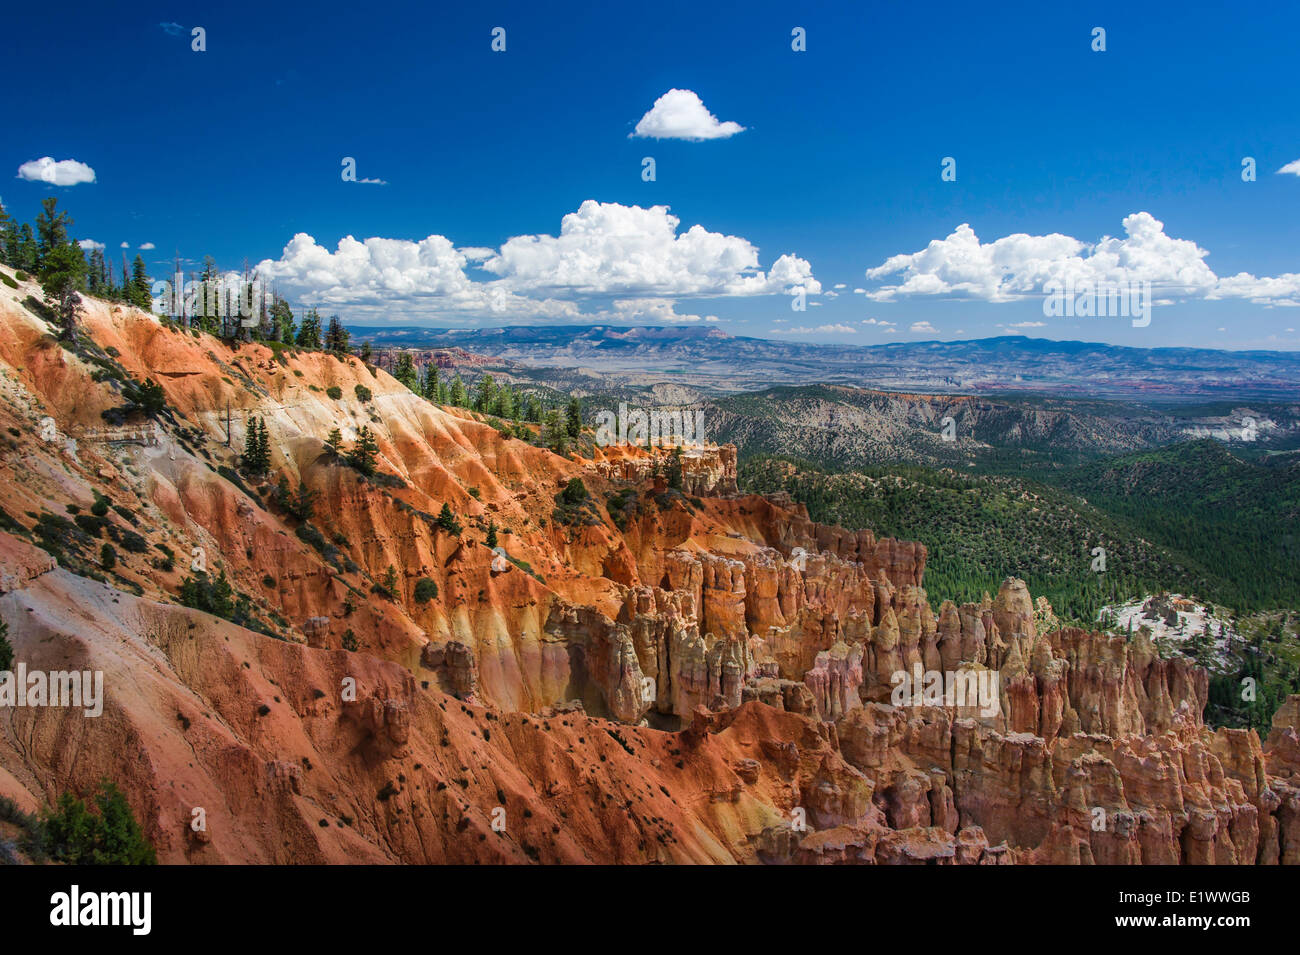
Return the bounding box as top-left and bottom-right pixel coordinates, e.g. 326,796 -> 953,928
524,394 -> 542,423
18,223 -> 38,273
324,315 -> 350,353
270,295 -> 296,343
0,619 -> 12,672
243,416 -> 270,473
130,255 -> 151,309
39,243 -> 87,340
485,520 -> 498,549
295,308 -> 322,349
2,220 -> 21,268
34,197 -> 72,269
566,396 -> 582,437
347,425 -> 378,476
421,364 -> 440,401
393,352 -> 418,391
435,503 -> 462,536
359,340 -> 373,364
449,374 -> 468,407
325,428 -> 343,455
475,373 -> 497,412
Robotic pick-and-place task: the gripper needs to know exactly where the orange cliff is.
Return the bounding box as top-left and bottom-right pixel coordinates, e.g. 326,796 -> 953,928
0,267 -> 1296,865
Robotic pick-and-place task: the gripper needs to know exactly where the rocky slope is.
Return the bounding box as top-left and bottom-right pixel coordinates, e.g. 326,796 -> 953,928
0,267 -> 1296,864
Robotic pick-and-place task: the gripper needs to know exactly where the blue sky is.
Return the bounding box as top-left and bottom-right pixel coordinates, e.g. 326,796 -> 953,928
5,0 -> 1299,348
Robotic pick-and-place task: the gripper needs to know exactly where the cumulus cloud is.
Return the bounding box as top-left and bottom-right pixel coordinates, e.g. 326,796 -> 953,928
139,242 -> 156,250
480,200 -> 818,296
159,22 -> 184,36
17,157 -> 96,187
608,298 -> 718,324
630,89 -> 745,141
1008,320 -> 1045,328
861,317 -> 895,327
909,321 -> 939,334
1278,159 -> 1300,177
771,323 -> 857,335
120,242 -> 130,249
865,212 -> 1300,307
78,239 -> 104,251
254,200 -> 816,322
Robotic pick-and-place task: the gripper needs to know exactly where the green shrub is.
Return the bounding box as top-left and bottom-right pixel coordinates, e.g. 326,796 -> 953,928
354,384 -> 372,402
326,385 -> 343,400
41,780 -> 157,865
414,578 -> 439,603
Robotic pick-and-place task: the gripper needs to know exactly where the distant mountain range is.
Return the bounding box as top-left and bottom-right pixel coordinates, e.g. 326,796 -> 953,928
354,325 -> 1300,400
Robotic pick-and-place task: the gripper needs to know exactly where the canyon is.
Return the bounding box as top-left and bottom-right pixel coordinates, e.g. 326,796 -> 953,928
0,267 -> 1297,864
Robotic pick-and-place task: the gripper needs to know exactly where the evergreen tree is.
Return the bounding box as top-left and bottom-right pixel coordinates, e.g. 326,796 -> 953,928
295,307 -> 322,349
421,364 -> 440,401
129,255 -> 151,309
324,314 -> 350,353
524,394 -> 542,423
359,340 -> 373,364
566,396 -> 582,437
393,352 -> 418,391
42,780 -> 157,865
485,520 -> 498,549
541,409 -> 568,454
325,428 -> 343,455
0,619 -> 13,672
667,445 -> 684,490
449,374 -> 468,407
475,373 -> 498,413
86,246 -> 106,294
2,220 -> 21,268
495,384 -> 516,420
34,197 -> 72,269
18,223 -> 38,273
243,416 -> 270,473
39,243 -> 87,341
435,502 -> 462,536
347,425 -> 379,476
269,295 -> 296,344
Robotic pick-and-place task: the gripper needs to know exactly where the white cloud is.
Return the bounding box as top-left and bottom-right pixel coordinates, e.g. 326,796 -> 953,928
17,157 -> 96,187
120,242 -> 130,249
771,323 -> 857,335
630,89 -> 745,141
833,283 -> 846,289
139,242 -> 156,250
1278,159 -> 1300,177
357,177 -> 387,185
480,200 -> 818,296
865,212 -> 1300,307
608,298 -> 717,324
1008,320 -> 1045,328
78,239 -> 104,251
909,321 -> 939,334
861,318 -> 895,327
159,22 -> 184,36
254,200 -> 816,322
